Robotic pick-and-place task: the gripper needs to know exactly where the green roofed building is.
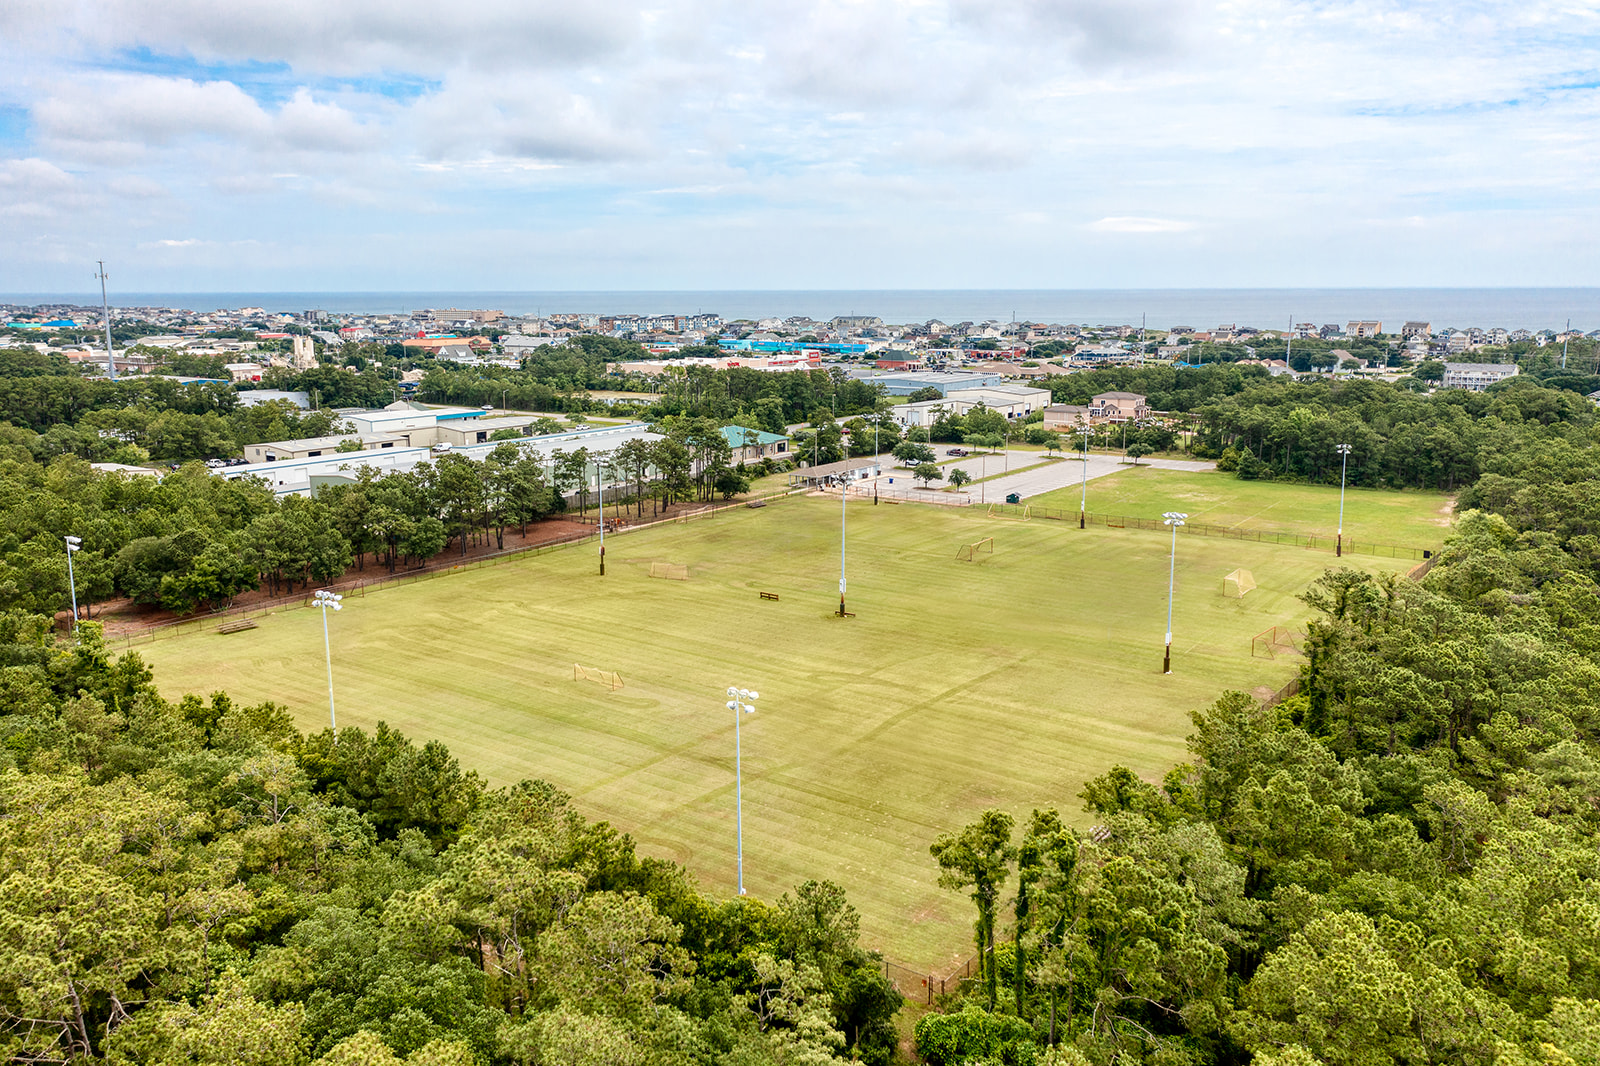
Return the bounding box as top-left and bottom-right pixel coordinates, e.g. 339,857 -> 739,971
719,425 -> 790,465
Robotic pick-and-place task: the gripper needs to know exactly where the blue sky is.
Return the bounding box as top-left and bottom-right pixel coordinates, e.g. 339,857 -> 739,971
1,0 -> 1598,292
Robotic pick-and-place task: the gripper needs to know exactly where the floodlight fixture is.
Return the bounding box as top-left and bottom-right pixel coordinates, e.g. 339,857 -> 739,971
726,685 -> 761,895
1335,443 -> 1353,556
314,589 -> 344,736
63,536 -> 82,635
1162,512 -> 1188,674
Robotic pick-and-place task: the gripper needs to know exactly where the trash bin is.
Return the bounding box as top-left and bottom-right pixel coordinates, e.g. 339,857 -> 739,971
1005,493 -> 1022,504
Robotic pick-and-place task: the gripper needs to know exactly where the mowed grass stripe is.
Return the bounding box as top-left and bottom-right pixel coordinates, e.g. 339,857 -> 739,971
139,490 -> 1431,967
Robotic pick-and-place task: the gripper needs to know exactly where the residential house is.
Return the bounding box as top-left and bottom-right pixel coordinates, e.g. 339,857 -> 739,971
720,425 -> 790,465
1089,392 -> 1150,423
1042,404 -> 1092,432
1442,363 -> 1518,391
1401,321 -> 1432,339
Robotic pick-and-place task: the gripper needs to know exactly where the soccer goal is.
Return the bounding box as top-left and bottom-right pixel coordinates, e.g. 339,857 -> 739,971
574,663 -> 624,690
1223,568 -> 1256,598
648,562 -> 690,580
986,504 -> 1031,521
1250,626 -> 1300,659
955,537 -> 995,562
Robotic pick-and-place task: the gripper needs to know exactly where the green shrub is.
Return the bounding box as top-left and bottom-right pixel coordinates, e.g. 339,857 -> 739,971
914,1005 -> 1038,1066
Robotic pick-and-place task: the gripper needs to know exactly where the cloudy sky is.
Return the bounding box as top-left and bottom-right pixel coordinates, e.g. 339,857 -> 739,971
2,0 -> 1597,292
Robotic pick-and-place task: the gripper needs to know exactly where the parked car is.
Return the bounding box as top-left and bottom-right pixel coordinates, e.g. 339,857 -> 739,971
946,448 -> 967,457
432,442 -> 453,453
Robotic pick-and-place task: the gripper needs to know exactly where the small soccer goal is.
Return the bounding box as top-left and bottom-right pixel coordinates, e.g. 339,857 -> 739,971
956,537 -> 995,562
649,562 -> 690,580
1223,568 -> 1256,598
986,504 -> 1031,520
1251,626 -> 1300,659
574,663 -> 624,690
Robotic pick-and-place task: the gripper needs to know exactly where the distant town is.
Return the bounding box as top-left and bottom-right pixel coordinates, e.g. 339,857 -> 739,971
2,301 -> 1592,391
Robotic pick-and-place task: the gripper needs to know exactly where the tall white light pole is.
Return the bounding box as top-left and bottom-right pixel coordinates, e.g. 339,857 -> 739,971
1078,426 -> 1091,528
597,458 -> 606,576
95,262 -> 117,380
836,474 -> 849,616
1162,512 -> 1187,674
1335,443 -> 1352,557
314,590 -> 343,737
64,536 -> 81,634
725,686 -> 759,895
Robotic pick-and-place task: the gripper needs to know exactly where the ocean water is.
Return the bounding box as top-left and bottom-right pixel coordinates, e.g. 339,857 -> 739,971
3,288 -> 1597,332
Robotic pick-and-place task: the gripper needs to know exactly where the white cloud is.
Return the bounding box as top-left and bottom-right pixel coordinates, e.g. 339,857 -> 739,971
1087,216 -> 1193,233
2,0 -> 1600,289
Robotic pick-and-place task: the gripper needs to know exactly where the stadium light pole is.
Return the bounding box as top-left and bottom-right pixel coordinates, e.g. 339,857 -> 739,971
1077,426 -> 1091,528
1162,512 -> 1187,674
1334,443 -> 1352,557
64,535 -> 81,635
314,590 -> 342,737
837,474 -> 849,616
725,686 -> 759,895
597,458 -> 606,576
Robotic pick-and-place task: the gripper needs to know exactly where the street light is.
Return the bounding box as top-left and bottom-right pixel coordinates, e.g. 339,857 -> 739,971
64,536 -> 81,635
1077,426 -> 1091,529
314,589 -> 342,737
1162,512 -> 1187,674
725,686 -> 760,895
1335,443 -> 1352,557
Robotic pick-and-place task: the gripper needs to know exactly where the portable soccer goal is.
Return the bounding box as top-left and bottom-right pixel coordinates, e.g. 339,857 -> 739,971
1223,568 -> 1256,598
955,537 -> 995,562
574,663 -> 624,690
648,562 -> 690,580
1250,626 -> 1300,659
986,504 -> 1031,520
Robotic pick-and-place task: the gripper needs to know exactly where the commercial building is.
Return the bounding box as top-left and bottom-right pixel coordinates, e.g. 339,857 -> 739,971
221,422 -> 664,497
432,416 -> 547,447
341,404 -> 487,447
861,371 -> 1003,396
236,389 -> 311,409
888,384 -> 1051,428
1442,363 -> 1519,391
242,434 -> 405,464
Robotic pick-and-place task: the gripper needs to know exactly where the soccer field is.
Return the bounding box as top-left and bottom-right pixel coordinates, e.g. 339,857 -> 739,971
1030,465 -> 1453,549
139,494 -> 1418,969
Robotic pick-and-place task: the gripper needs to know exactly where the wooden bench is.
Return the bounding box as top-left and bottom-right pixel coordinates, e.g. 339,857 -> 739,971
217,618 -> 258,634
759,591 -> 780,601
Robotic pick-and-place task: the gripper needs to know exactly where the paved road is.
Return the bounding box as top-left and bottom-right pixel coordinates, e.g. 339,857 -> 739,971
865,454 -> 1216,505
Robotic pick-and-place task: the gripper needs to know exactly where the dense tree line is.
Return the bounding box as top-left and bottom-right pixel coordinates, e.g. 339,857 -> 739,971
916,445 -> 1600,1064
0,416 -> 767,620
0,621 -> 902,1064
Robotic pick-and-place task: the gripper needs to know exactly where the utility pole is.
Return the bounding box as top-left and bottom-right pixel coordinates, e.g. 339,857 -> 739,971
598,460 -> 606,575
1563,318 -> 1570,370
96,262 -> 117,380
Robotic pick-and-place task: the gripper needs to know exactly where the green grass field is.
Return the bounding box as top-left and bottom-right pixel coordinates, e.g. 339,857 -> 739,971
138,493 -> 1424,969
1031,466 -> 1453,549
